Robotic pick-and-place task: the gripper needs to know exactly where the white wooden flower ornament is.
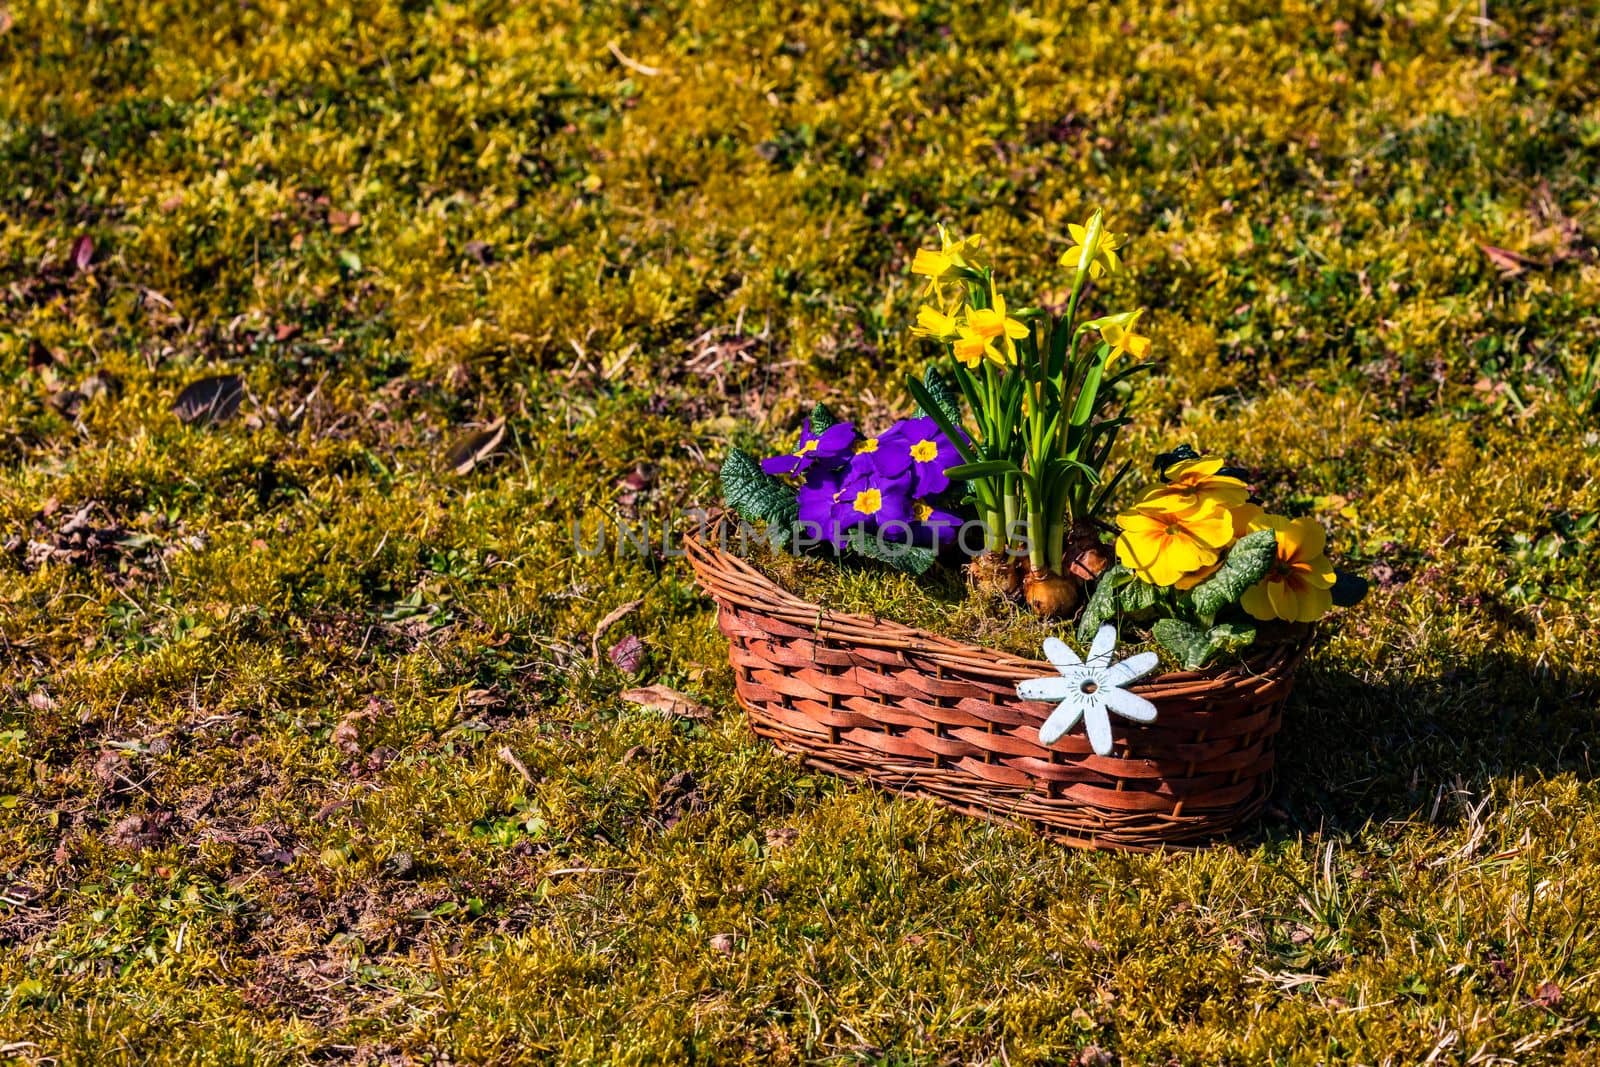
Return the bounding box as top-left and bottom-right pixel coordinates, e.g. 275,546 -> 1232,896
1017,625 -> 1160,756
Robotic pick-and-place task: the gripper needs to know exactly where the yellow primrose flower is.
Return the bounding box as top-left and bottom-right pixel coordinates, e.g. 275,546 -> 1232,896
912,302 -> 962,340
1173,560 -> 1219,590
1114,497 -> 1235,587
1240,516 -> 1337,623
1172,503 -> 1269,589
910,227 -> 982,297
1059,214 -> 1123,279
1139,457 -> 1251,511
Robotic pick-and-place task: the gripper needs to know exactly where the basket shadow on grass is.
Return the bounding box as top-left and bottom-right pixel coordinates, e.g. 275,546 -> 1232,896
1270,653 -> 1600,836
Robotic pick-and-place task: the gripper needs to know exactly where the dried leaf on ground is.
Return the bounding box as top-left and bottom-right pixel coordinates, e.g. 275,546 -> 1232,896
70,234 -> 94,273
1478,243 -> 1540,277
621,685 -> 710,721
442,418 -> 507,475
591,598 -> 643,662
173,374 -> 245,425
608,634 -> 645,673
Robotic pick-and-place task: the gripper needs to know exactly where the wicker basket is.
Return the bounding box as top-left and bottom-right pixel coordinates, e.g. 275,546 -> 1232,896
685,519 -> 1310,851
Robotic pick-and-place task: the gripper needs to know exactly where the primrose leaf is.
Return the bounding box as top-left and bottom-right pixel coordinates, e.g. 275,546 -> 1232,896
1152,618 -> 1258,670
720,447 -> 798,529
1078,564 -> 1131,643
809,402 -> 836,432
1207,620 -> 1257,653
1331,569 -> 1369,607
1190,529 -> 1279,621
916,366 -> 964,427
1117,574 -> 1161,615
1151,618 -> 1209,669
845,528 -> 936,575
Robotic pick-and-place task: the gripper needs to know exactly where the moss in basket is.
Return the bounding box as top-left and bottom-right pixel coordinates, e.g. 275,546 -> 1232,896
739,535 -> 1074,661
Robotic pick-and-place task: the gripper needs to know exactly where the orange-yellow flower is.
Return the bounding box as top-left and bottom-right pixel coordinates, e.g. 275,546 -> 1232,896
1240,516 -> 1337,623
1139,457 -> 1250,511
1170,504 -> 1269,589
1114,497 -> 1235,587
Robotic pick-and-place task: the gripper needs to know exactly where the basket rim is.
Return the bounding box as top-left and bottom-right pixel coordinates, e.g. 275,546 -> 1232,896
684,512 -> 1310,692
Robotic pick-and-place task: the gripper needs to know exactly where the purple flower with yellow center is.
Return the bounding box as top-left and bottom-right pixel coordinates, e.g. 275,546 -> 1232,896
760,419 -> 855,478
913,499 -> 964,545
877,416 -> 965,496
854,423 -> 914,478
795,463 -> 849,547
832,465 -> 914,532
882,498 -> 964,546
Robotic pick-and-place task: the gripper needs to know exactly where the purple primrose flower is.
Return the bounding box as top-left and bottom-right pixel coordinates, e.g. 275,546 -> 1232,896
831,465 -> 915,533
879,416 -> 966,496
795,463 -> 849,547
760,419 -> 856,478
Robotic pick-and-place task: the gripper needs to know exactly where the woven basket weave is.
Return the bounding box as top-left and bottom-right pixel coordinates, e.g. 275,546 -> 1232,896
686,519 -> 1310,851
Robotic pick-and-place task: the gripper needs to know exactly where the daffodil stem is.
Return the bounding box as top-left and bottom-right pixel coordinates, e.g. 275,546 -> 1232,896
1045,521 -> 1065,574
1003,486 -> 1020,552
1028,509 -> 1048,571
983,506 -> 1004,553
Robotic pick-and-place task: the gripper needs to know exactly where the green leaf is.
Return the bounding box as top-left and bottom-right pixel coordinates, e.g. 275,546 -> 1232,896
1152,618 -> 1258,670
1078,564 -> 1131,643
916,366 -> 964,427
1331,569 -> 1369,607
808,402 -> 836,432
1151,618 -> 1209,669
1207,620 -> 1258,652
1118,577 -> 1160,614
1189,528 -> 1278,621
944,460 -> 1020,481
720,447 -> 797,528
845,528 -> 935,575
905,375 -> 977,464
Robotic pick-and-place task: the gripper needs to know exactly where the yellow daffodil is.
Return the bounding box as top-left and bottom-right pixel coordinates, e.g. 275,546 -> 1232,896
964,288 -> 1029,362
953,324 -> 1003,368
1138,457 -> 1251,511
1059,213 -> 1123,279
1240,516 -> 1337,623
1101,316 -> 1151,368
912,302 -> 962,340
1114,497 -> 1235,587
910,227 -> 982,297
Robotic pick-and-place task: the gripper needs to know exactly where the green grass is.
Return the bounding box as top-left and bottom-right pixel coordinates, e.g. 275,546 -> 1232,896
3,0 -> 1600,1062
